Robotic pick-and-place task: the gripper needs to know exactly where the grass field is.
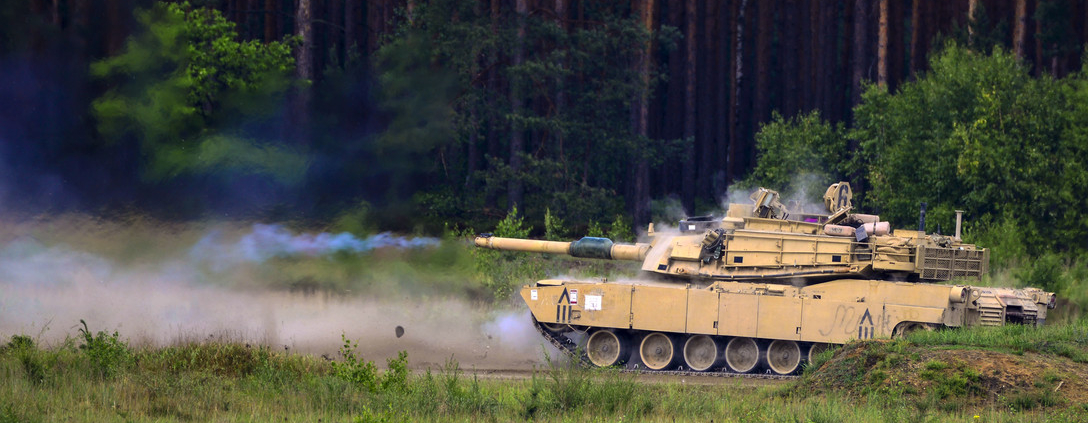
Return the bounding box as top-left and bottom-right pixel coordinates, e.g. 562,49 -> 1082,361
2,320 -> 1087,422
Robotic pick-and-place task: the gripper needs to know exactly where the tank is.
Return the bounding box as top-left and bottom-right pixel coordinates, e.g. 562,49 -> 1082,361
474,182 -> 1057,375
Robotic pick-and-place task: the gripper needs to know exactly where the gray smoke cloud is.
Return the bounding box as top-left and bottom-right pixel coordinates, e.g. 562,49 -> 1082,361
0,221 -> 554,370
717,172 -> 834,217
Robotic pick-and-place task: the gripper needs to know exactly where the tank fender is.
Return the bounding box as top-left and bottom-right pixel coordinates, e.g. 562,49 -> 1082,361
881,304 -> 946,336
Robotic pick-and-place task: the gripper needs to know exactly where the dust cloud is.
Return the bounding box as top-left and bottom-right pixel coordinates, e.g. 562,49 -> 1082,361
0,223 -> 556,370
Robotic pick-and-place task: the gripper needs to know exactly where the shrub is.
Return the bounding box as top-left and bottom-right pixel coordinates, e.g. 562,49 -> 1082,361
77,320 -> 132,378
331,333 -> 380,391
381,351 -> 410,393
543,208 -> 567,241
606,214 -> 635,242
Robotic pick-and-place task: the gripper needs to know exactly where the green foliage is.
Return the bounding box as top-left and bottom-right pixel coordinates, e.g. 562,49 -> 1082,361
850,42 -> 1088,256
744,111 -> 850,201
331,334 -> 411,394
77,320 -> 132,379
585,221 -> 605,238
381,351 -> 410,393
2,335 -> 35,353
91,1 -> 305,183
494,206 -> 531,239
543,208 -> 568,241
606,214 -> 635,242
1014,253 -> 1065,292
919,360 -> 982,400
802,346 -> 838,377
331,333 -> 380,391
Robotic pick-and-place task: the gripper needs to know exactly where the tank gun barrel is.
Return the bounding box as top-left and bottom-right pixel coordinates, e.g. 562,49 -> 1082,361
474,234 -> 649,261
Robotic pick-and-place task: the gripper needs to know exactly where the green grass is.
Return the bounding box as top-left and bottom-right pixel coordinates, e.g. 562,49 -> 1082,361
3,330 -> 1088,422
904,320 -> 1088,362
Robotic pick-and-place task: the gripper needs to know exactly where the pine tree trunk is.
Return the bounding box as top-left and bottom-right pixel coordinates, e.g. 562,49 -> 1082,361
799,0 -> 813,112
631,0 -> 655,227
294,0 -> 313,144
328,0 -> 342,64
783,0 -> 799,116
910,0 -> 926,73
699,0 -> 717,201
715,0 -> 731,189
968,0 -> 978,42
851,0 -> 869,105
484,0 -> 501,206
1014,0 -> 1027,59
344,0 -> 356,49
555,0 -> 568,181
818,2 -> 835,117
877,0 -> 888,87
728,0 -> 749,183
51,0 -> 60,26
265,0 -> 277,42
509,0 -> 527,210
682,0 -> 696,213
888,0 -> 903,90
753,0 -> 773,123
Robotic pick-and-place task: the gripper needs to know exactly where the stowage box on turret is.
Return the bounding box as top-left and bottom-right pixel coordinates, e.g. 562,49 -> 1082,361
474,183 -> 1057,375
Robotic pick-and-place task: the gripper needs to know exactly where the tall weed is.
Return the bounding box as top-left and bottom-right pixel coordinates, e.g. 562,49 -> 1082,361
77,319 -> 132,378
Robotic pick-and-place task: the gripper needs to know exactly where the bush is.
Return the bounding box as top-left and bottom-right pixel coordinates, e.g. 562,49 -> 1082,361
332,333 -> 410,394
381,351 -> 410,393
77,320 -> 132,378
606,215 -> 635,242
2,335 -> 35,354
543,208 -> 567,241
1014,253 -> 1065,292
331,333 -> 380,391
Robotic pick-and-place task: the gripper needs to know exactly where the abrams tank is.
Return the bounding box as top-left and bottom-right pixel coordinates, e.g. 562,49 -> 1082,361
474,182 -> 1057,375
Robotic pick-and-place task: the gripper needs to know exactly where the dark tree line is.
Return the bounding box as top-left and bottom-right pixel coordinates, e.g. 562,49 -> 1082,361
6,0 -> 1088,231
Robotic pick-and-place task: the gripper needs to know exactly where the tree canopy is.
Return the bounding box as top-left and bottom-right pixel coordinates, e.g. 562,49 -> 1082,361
91,2 -> 306,184
748,43 -> 1088,262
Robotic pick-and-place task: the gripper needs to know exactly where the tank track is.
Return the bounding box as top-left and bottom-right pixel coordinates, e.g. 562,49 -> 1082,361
532,320 -> 800,381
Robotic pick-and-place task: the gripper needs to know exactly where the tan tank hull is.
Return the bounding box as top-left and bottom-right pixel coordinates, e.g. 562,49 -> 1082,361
523,278 -> 1053,374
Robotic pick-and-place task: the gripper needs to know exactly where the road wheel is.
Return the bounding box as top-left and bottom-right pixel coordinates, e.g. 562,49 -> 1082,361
766,340 -> 802,375
807,343 -> 833,363
541,322 -> 570,334
639,332 -> 678,370
682,335 -> 720,372
724,337 -> 760,373
892,322 -> 933,338
585,329 -> 628,367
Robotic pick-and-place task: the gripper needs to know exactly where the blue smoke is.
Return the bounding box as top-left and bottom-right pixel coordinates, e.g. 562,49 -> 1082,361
191,224 -> 440,269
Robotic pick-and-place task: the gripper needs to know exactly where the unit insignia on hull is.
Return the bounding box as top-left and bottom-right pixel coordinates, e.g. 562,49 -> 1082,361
858,309 -> 875,340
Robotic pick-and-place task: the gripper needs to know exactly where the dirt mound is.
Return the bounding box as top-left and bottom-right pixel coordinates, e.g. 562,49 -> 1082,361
797,339 -> 1088,412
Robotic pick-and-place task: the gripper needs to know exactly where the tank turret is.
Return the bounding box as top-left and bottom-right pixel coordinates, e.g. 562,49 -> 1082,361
474,182 -> 1057,376
478,182 -> 988,285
